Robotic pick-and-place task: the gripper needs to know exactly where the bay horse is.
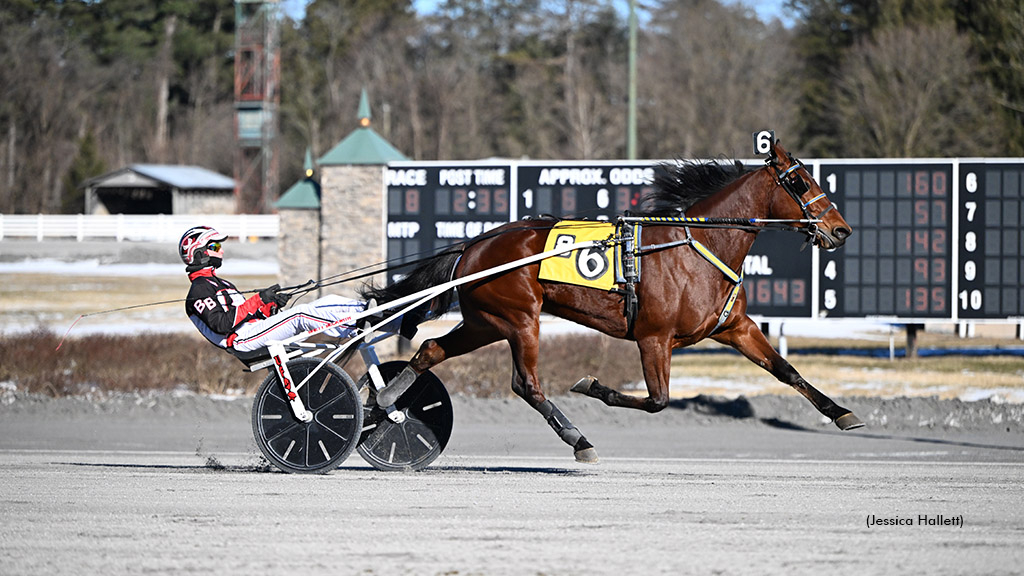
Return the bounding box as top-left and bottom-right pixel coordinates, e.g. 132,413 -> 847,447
362,139 -> 861,463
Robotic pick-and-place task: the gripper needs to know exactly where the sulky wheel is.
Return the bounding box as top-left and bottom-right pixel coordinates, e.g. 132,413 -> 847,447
356,361 -> 454,471
251,358 -> 363,474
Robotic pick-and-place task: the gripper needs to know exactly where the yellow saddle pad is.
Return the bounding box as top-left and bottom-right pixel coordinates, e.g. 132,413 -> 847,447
538,222 -> 617,291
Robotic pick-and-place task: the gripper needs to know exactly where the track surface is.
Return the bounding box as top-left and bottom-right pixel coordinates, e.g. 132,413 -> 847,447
2,395 -> 1023,575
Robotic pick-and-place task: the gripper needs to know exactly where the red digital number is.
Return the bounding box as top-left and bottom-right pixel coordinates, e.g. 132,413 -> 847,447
755,279 -> 770,304
932,229 -> 946,254
453,189 -> 467,214
914,171 -> 930,196
931,287 -> 945,312
914,230 -> 930,253
932,199 -> 947,226
932,171 -> 947,197
914,200 -> 930,225
494,189 -> 509,214
915,287 -> 929,312
773,280 -> 788,305
404,189 -> 420,213
791,280 -> 806,305
477,189 -> 491,213
898,230 -> 912,254
914,258 -> 929,282
932,258 -> 946,282
561,188 -> 577,214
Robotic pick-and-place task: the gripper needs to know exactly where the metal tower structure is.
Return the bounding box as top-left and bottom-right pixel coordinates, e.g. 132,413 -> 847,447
234,0 -> 280,214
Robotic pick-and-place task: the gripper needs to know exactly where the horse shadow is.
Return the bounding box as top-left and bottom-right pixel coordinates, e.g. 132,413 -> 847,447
664,395 -> 1024,454
667,395 -> 756,419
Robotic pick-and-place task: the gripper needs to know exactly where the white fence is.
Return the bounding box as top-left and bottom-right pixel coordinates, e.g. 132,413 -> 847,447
0,214 -> 279,242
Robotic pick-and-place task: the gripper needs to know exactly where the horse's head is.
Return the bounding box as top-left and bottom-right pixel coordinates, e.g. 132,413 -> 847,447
764,140 -> 851,250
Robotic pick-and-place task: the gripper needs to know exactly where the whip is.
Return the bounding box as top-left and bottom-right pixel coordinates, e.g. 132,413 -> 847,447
54,279 -> 318,351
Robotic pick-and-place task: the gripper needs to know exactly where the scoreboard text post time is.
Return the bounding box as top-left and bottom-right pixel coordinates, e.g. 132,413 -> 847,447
385,163 -> 511,281
384,158 -> 1024,323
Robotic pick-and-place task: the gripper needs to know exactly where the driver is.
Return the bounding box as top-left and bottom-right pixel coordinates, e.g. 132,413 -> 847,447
179,225 -> 387,353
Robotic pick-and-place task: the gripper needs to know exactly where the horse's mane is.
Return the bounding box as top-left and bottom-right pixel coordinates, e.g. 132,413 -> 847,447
636,158 -> 751,216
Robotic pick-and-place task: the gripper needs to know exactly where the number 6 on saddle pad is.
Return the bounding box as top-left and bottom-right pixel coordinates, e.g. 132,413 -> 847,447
538,222 -> 617,290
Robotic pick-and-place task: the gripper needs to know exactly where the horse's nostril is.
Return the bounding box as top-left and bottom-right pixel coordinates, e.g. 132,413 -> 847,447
834,226 -> 851,240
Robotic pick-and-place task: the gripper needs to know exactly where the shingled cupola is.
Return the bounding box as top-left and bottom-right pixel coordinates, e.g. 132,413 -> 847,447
275,89 -> 407,299
275,148 -> 321,286
318,88 -> 407,165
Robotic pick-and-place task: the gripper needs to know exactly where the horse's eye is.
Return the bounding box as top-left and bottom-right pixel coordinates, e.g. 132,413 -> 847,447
790,175 -> 809,194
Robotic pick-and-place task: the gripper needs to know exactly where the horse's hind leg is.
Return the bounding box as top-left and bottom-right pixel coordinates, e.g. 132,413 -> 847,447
499,313 -> 598,463
713,317 -> 864,430
376,321 -> 500,407
381,309 -> 598,462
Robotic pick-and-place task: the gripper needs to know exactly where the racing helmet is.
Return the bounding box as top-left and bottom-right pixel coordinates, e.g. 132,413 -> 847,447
179,225 -> 228,268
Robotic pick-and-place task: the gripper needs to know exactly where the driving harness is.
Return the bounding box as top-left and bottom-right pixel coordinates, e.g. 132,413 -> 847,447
609,154 -> 829,338
612,216 -> 744,339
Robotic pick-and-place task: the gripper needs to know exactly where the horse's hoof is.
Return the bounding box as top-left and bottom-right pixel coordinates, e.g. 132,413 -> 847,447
574,447 -> 599,463
571,376 -> 597,395
835,412 -> 865,430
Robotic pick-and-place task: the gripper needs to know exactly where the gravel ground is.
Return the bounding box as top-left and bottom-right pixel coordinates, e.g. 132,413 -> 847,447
2,389 -> 1021,457
1,390 -> 1022,576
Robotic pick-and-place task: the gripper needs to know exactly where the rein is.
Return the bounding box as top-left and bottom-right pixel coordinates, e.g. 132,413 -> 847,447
611,160 -> 829,334
617,215 -> 820,234
307,213 -> 810,294
56,161 -> 827,347
247,162 -> 833,297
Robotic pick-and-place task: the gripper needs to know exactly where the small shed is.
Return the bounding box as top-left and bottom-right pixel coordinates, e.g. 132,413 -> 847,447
83,164 -> 236,215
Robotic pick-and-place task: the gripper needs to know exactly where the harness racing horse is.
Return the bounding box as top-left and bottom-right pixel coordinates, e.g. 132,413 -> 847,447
362,139 -> 861,463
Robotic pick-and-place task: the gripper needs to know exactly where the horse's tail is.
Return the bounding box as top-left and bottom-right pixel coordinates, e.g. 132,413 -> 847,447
360,248 -> 463,333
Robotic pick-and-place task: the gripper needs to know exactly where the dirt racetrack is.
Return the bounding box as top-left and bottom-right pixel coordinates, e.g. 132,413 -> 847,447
2,391 -> 1022,575
2,240 -> 1023,574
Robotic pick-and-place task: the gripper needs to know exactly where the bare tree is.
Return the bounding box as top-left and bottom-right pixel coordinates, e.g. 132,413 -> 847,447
153,14 -> 177,162
834,24 -> 1005,157
639,0 -> 798,159
0,16 -> 106,213
511,56 -> 566,158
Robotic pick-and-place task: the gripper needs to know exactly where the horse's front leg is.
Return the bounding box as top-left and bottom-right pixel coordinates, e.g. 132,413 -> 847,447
712,317 -> 864,430
571,335 -> 672,413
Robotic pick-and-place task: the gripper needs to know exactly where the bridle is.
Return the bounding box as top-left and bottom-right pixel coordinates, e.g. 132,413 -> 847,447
766,151 -> 836,244
768,153 -> 835,221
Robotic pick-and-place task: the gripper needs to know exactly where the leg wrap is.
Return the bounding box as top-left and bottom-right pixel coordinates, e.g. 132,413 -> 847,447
376,365 -> 418,407
538,400 -> 584,447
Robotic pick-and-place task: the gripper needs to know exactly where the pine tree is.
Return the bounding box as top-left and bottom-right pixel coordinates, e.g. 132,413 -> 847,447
62,131 -> 107,214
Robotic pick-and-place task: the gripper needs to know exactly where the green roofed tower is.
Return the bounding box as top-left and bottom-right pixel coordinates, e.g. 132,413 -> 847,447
276,88 -> 407,315
275,148 -> 320,209
319,89 -> 407,165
